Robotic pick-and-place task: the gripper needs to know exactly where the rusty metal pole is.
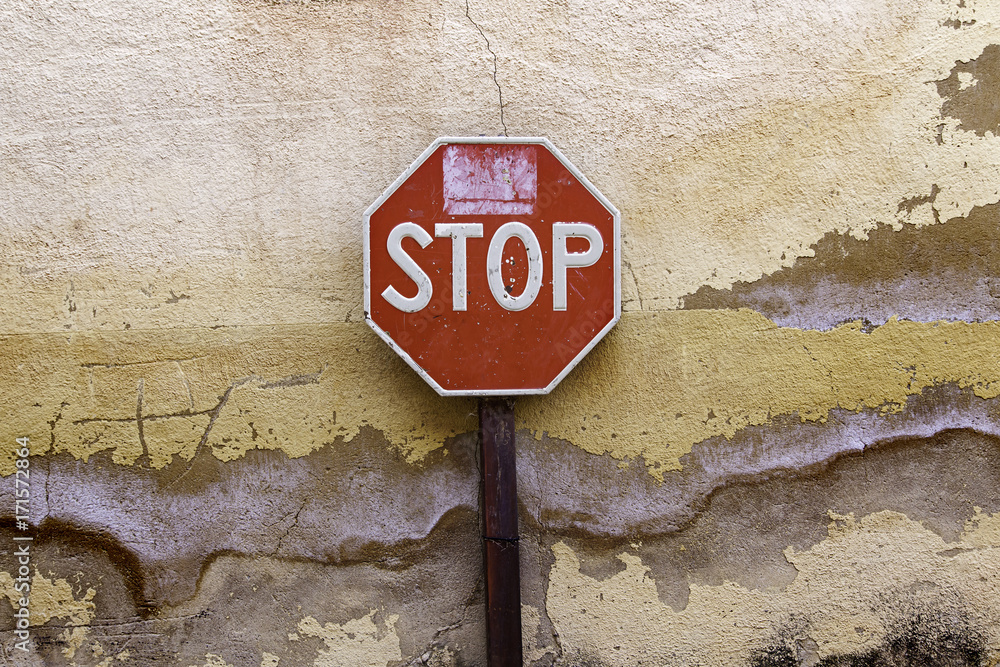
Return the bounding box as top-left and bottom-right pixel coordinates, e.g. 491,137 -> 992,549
479,397 -> 522,666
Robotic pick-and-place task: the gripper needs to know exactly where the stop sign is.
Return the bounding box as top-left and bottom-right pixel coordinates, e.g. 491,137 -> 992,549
364,137 -> 620,396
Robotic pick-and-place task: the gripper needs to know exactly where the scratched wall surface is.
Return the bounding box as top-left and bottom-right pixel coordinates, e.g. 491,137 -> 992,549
2,0 -> 1000,664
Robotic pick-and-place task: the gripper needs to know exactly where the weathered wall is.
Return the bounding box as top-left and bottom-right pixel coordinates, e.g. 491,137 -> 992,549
2,0 -> 1000,664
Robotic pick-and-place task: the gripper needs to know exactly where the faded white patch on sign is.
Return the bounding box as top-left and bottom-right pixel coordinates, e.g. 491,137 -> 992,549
443,144 -> 537,215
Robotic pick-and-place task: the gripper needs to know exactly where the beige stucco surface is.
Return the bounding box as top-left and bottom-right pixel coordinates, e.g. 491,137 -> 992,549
2,0 -> 1000,664
2,0 -> 999,470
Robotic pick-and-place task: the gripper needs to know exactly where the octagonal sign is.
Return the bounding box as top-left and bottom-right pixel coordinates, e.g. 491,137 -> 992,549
364,137 -> 620,396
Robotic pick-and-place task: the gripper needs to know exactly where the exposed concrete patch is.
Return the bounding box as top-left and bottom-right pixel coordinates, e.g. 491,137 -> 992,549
4,0 -> 1000,662
0,568 -> 97,661
520,426 -> 1000,663
9,352 -> 1000,609
937,44 -> 1000,137
461,0 -> 1000,311
0,570 -> 95,629
158,507 -> 485,667
521,604 -> 557,666
94,649 -> 131,667
619,64 -> 1000,310
7,423 -> 997,662
544,509 -> 1000,666
0,517 -> 148,663
0,506 -> 485,665
0,427 -> 478,606
6,355 -> 1000,625
4,386 -> 1000,615
526,428 -> 1000,621
682,202 -> 1000,330
1,0 -> 999,480
0,524 -> 145,607
521,400 -> 1000,539
8,427 -> 996,664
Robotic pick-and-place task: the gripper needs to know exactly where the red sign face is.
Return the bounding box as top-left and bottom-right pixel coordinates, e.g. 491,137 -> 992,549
364,137 -> 620,396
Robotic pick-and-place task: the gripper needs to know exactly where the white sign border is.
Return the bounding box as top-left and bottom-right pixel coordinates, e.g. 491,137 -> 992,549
363,136 -> 621,397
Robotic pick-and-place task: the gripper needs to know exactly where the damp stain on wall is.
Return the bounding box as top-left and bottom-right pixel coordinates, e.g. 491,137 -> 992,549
4,426 -> 995,664
749,619 -> 987,667
0,2 -> 996,483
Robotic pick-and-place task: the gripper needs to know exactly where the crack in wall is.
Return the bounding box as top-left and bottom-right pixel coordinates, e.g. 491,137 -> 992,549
43,456 -> 51,526
80,356 -> 209,369
465,0 -> 508,136
258,367 -> 324,390
624,259 -> 645,311
135,378 -> 149,468
175,360 -> 196,411
273,500 -> 308,555
163,379 -> 250,489
406,577 -> 479,665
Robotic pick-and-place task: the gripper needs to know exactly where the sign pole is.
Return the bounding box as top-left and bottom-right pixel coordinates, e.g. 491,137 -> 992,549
479,397 -> 522,665
364,137 -> 619,662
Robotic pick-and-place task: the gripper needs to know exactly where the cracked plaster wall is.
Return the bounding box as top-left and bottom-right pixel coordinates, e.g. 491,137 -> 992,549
2,0 -> 1000,664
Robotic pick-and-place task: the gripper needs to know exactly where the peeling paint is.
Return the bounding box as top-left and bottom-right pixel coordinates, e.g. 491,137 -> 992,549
0,0 -> 998,480
682,202 -> 1000,330
2,438 -> 479,608
522,310 -> 1000,475
13,311 -> 1000,477
522,604 -> 557,665
937,44 -> 1000,137
295,611 -> 402,667
0,325 -> 474,476
128,510 -> 487,665
0,569 -> 96,627
545,510 -> 1000,665
4,0 -> 1000,661
2,0 -> 998,333
0,568 -> 96,659
518,409 -> 1000,539
615,3 -> 1000,309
